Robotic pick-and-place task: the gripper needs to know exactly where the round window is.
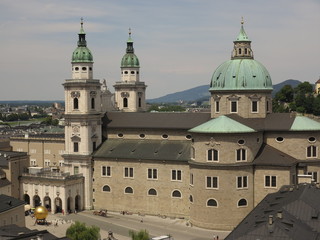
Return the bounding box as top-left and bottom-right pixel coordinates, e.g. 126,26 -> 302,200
75,67 -> 79,71
82,67 -> 87,71
186,135 -> 192,140
276,137 -> 284,142
118,133 -> 123,138
139,134 -> 145,139
308,137 -> 316,143
131,71 -> 135,74
162,134 -> 168,139
124,71 -> 128,74
238,139 -> 245,145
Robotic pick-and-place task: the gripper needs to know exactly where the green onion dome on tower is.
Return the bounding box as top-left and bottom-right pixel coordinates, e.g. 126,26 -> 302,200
121,29 -> 140,68
209,21 -> 272,91
72,19 -> 93,63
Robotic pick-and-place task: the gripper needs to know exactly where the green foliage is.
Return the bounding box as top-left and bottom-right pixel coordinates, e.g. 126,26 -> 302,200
148,104 -> 186,112
66,221 -> 100,240
275,84 -> 294,103
41,116 -> 59,126
129,229 -> 150,240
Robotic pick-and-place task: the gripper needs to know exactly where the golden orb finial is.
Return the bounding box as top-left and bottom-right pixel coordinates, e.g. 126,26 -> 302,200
34,206 -> 48,220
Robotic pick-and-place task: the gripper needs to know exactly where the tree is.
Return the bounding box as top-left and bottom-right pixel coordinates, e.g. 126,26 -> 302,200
275,84 -> 294,103
129,229 -> 150,240
66,221 -> 100,240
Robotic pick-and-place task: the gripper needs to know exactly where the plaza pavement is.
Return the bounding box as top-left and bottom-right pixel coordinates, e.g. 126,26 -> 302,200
25,210 -> 230,240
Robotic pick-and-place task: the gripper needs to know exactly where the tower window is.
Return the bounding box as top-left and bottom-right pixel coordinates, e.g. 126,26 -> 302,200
137,71 -> 139,74
89,67 -> 92,71
93,142 -> 96,151
73,98 -> 79,110
82,67 -> 87,71
231,101 -> 237,113
131,71 -> 135,74
207,149 -> 219,161
215,101 -> 220,113
123,98 -> 128,108
75,67 -> 79,71
244,48 -> 248,54
139,98 -> 142,108
124,71 -> 128,74
74,142 -> 79,152
238,48 -> 242,54
91,98 -> 95,109
252,101 -> 258,113
236,148 -> 246,161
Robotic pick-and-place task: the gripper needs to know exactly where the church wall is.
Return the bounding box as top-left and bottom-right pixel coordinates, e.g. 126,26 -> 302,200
189,165 -> 254,230
265,131 -> 320,160
93,159 -> 190,217
192,132 -> 263,164
253,166 -> 292,206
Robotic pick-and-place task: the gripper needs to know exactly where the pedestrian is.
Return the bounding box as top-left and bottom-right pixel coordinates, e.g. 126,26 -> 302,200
213,235 -> 216,240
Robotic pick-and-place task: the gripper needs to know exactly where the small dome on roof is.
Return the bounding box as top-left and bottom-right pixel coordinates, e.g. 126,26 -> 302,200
121,30 -> 140,68
72,47 -> 93,63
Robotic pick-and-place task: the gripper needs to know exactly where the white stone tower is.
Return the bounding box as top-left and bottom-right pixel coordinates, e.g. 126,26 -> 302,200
114,29 -> 147,112
62,19 -> 102,210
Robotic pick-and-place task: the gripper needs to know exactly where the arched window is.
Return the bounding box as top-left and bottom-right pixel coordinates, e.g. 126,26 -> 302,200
124,187 -> 133,194
191,147 -> 195,159
148,188 -> 157,196
208,149 -> 218,161
91,98 -> 95,109
73,142 -> 79,152
172,190 -> 181,198
307,145 -> 317,158
123,98 -> 128,108
236,148 -> 246,161
138,98 -> 141,108
102,185 -> 111,192
189,195 -> 193,203
73,98 -> 79,110
207,199 -> 218,207
238,198 -> 247,207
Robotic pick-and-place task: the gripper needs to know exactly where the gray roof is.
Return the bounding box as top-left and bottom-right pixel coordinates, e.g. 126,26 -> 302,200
0,195 -> 25,213
0,151 -> 27,168
225,184 -> 320,240
104,112 -> 211,130
254,144 -> 298,166
0,178 -> 11,188
94,139 -> 190,162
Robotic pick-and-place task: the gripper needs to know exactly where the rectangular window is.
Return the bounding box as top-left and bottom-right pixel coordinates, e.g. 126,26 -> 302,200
93,142 -> 96,151
266,100 -> 269,112
30,159 -> 36,166
74,166 -> 79,175
215,101 -> 220,113
237,176 -> 248,189
206,176 -> 218,189
190,173 -> 194,185
148,168 -> 158,180
102,166 -> 111,177
236,149 -> 246,161
307,171 -> 318,182
30,149 -> 36,154
252,101 -> 258,113
59,160 -> 64,167
44,159 -> 50,167
208,149 -> 219,161
172,170 -> 182,181
265,175 -> 277,188
44,149 -> 51,154
74,142 -> 79,152
124,167 -> 134,178
231,101 -> 237,113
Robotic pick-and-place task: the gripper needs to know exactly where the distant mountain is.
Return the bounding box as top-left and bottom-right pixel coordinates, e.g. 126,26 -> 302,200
147,79 -> 302,104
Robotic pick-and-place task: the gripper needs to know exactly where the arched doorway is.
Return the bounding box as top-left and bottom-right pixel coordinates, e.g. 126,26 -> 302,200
54,197 -> 62,213
67,197 -> 73,214
75,195 -> 81,211
23,194 -> 30,204
33,195 -> 41,207
43,196 -> 51,212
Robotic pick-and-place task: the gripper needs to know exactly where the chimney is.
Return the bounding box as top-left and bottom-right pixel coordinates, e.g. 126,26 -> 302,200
268,215 -> 273,225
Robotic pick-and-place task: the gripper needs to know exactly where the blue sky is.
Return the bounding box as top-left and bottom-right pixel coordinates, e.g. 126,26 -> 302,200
0,0 -> 319,100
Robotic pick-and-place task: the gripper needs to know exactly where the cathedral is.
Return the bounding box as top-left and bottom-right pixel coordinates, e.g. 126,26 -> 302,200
17,20 -> 320,231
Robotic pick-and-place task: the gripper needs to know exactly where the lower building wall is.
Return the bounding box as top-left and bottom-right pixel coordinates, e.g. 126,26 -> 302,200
0,206 -> 25,227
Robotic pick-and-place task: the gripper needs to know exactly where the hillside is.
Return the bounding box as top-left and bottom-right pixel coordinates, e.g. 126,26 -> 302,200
147,79 -> 302,104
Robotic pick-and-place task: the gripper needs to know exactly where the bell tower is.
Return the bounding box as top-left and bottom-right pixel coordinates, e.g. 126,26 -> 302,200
114,29 -> 147,112
62,19 -> 102,210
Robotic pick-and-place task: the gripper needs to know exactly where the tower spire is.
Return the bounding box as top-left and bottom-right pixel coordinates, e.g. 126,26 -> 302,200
78,18 -> 86,47
231,19 -> 253,59
126,27 -> 134,54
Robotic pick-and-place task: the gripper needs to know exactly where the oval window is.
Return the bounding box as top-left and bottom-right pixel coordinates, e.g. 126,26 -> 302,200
186,135 -> 192,140
82,67 -> 87,71
124,71 -> 128,74
309,137 -> 316,143
75,67 -> 79,71
131,71 -> 135,74
118,133 -> 123,138
162,134 -> 168,139
238,139 -> 245,145
139,134 -> 145,139
276,137 -> 284,142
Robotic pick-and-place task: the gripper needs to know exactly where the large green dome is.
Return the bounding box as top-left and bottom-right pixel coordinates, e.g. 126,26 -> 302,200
72,47 -> 93,63
121,53 -> 139,68
209,59 -> 272,90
